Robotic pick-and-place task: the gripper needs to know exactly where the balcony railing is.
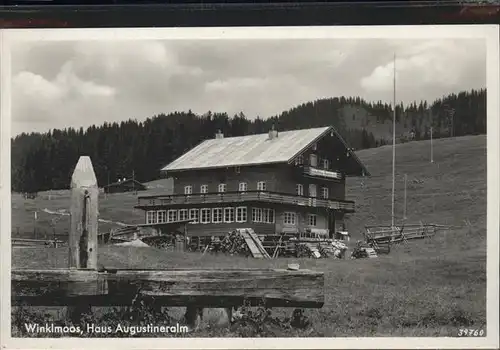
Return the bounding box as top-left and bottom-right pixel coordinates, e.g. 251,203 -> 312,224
136,191 -> 355,212
303,166 -> 343,180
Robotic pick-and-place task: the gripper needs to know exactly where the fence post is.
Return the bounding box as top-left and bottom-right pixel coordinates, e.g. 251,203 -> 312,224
67,156 -> 99,323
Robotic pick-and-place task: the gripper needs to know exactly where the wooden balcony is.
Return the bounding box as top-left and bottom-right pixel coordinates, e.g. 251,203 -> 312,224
136,191 -> 355,212
302,166 -> 343,180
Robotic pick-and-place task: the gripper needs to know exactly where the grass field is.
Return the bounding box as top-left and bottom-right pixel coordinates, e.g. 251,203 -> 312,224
11,135 -> 487,337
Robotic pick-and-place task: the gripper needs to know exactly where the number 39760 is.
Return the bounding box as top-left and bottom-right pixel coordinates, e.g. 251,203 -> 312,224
458,329 -> 485,337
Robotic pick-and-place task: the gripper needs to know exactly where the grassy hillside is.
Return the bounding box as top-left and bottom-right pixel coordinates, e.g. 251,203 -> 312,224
11,191 -> 145,239
346,135 -> 486,238
11,135 -> 487,337
11,178 -> 173,238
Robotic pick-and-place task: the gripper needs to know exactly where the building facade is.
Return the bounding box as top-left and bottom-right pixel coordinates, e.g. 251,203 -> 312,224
135,126 -> 370,238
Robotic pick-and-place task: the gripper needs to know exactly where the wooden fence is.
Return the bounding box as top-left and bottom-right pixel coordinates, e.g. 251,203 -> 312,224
12,237 -> 65,248
364,223 -> 439,246
11,156 -> 325,331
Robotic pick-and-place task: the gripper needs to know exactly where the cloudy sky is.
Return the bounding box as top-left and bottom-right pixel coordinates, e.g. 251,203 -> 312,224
10,37 -> 486,136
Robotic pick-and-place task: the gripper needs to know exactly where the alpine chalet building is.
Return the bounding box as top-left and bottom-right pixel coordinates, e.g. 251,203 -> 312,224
135,126 -> 370,239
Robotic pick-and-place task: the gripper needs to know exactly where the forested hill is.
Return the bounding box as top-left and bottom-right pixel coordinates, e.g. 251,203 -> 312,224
11,88 -> 486,193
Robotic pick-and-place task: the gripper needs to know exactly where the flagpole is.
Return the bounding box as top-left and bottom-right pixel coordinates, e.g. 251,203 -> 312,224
403,174 -> 407,221
391,53 -> 396,230
430,126 -> 434,163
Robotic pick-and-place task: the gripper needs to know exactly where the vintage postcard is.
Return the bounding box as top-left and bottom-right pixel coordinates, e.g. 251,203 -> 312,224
1,25 -> 499,349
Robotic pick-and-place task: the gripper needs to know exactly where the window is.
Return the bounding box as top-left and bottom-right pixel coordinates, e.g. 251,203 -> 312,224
200,208 -> 211,224
146,211 -> 156,224
262,208 -> 275,223
167,209 -> 178,223
157,210 -> 167,223
212,208 -> 223,223
179,209 -> 188,221
283,212 -> 297,225
200,185 -> 208,194
257,181 -> 266,191
239,182 -> 247,192
253,208 -> 275,223
218,183 -> 226,193
189,209 -> 199,224
307,214 -> 317,227
295,155 -> 304,165
236,207 -> 247,223
224,207 -> 235,223
309,184 -> 317,198
296,184 -> 304,196
321,186 -> 329,199
322,159 -> 330,170
252,208 -> 263,223
310,154 -> 318,167
184,186 -> 192,195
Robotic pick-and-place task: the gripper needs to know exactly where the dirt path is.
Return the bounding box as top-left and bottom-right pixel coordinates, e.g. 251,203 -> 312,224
42,208 -> 130,227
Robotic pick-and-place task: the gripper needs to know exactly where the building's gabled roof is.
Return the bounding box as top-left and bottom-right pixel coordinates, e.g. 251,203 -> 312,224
162,126 -> 370,176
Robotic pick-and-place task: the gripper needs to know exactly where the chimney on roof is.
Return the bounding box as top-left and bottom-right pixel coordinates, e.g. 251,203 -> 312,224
268,124 -> 278,140
215,129 -> 224,139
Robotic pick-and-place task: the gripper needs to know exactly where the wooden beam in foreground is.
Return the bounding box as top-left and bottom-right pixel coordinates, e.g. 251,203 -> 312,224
69,156 -> 99,269
67,156 -> 99,322
11,268 -> 324,308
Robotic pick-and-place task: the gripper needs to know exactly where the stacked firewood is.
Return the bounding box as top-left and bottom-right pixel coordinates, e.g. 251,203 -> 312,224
295,243 -> 312,258
330,240 -> 348,259
350,246 -> 368,259
318,244 -> 333,258
142,235 -> 175,250
215,231 -> 252,256
294,240 -> 348,259
350,241 -> 371,259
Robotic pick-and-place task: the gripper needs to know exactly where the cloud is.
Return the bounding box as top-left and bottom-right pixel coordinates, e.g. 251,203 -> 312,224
360,39 -> 485,102
205,77 -> 269,91
14,71 -> 64,101
12,59 -> 116,125
10,38 -> 486,135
